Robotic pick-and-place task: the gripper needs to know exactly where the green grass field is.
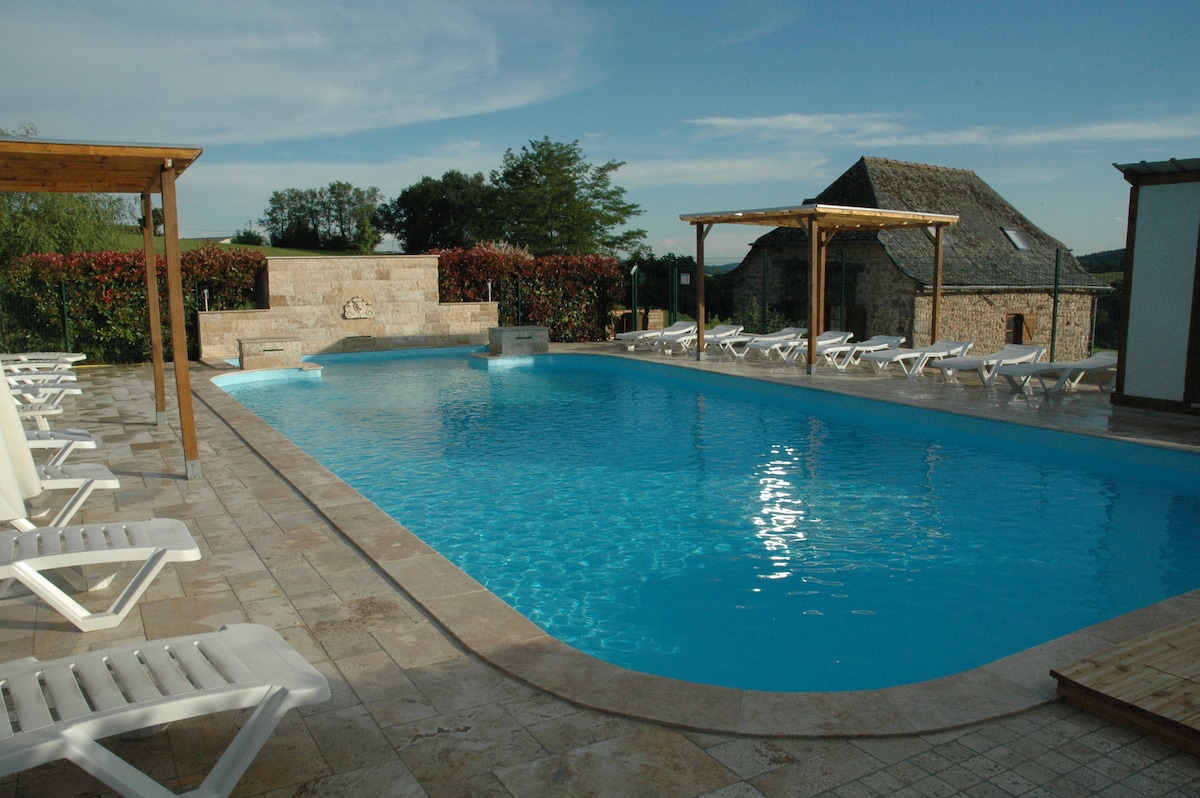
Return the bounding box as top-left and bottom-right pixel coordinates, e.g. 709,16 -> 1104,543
114,231 -> 323,258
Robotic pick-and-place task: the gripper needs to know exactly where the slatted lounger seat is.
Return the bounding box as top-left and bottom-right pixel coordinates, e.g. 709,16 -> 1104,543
614,321 -> 696,351
654,324 -> 743,355
0,353 -> 85,373
12,462 -> 122,532
782,331 -> 855,366
24,428 -> 97,466
0,519 -> 201,631
0,623 -> 330,797
823,335 -> 906,370
929,343 -> 1045,387
860,340 -> 974,376
718,327 -> 807,360
995,351 -> 1118,394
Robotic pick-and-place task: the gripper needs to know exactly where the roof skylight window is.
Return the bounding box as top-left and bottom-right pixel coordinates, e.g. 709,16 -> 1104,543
1002,227 -> 1031,251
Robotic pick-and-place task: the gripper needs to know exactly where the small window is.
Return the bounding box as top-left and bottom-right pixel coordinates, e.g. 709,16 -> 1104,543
1005,313 -> 1036,344
1002,227 -> 1031,251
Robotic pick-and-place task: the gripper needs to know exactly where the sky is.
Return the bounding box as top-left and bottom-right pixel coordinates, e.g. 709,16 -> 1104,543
4,0 -> 1199,265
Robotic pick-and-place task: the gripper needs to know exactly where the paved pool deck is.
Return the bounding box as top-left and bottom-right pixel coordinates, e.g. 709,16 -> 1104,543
3,346 -> 1200,797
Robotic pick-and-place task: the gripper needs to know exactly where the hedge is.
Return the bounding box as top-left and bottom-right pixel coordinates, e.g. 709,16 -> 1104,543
0,245 -> 263,363
437,245 -> 623,342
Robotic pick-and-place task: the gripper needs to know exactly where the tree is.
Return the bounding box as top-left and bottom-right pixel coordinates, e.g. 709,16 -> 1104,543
259,182 -> 382,252
232,221 -> 265,246
0,124 -> 135,265
376,170 -> 497,254
490,138 -> 646,257
260,188 -> 321,250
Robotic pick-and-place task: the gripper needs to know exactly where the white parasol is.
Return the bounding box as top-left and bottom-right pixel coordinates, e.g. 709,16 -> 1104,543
0,393 -> 44,522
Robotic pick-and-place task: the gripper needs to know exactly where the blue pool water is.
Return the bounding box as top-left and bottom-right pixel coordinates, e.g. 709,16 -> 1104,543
217,348 -> 1200,692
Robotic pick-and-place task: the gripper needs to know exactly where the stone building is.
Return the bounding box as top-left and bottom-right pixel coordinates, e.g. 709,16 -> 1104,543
725,158 -> 1109,360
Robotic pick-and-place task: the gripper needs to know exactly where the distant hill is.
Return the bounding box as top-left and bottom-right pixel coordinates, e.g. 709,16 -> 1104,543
1077,249 -> 1124,274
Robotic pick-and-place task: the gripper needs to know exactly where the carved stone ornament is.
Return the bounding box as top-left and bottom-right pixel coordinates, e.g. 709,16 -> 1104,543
342,296 -> 374,319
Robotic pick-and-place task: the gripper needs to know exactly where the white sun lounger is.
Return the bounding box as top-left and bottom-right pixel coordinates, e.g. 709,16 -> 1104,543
0,518 -> 201,631
655,324 -> 744,355
0,623 -> 330,797
783,331 -> 855,366
719,327 -> 807,359
822,335 -> 906,370
12,462 -> 122,532
6,370 -> 77,386
930,344 -> 1045,387
996,351 -> 1119,394
732,329 -> 810,361
861,340 -> 974,376
10,382 -> 81,409
1,353 -> 85,372
25,428 -> 98,466
614,321 -> 696,351
11,385 -> 83,431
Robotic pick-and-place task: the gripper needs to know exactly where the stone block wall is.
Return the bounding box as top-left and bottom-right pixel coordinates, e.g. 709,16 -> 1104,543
912,290 -> 1095,359
198,255 -> 499,360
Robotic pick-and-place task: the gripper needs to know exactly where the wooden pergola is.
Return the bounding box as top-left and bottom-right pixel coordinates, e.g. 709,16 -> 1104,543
0,137 -> 205,478
680,203 -> 959,373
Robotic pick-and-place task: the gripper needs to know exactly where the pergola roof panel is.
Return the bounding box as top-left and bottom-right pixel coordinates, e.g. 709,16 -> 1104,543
680,203 -> 959,231
0,137 -> 201,194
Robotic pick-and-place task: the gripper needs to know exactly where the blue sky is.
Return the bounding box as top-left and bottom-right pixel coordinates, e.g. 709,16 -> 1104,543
4,1 -> 1198,263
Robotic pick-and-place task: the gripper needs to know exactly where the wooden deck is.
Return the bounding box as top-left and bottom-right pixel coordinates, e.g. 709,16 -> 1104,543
1052,616 -> 1200,756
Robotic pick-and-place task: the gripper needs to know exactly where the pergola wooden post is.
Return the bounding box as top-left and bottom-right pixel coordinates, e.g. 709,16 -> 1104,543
140,193 -> 168,424
695,222 -> 711,354
931,224 -> 946,345
0,137 -> 205,478
681,204 -> 958,370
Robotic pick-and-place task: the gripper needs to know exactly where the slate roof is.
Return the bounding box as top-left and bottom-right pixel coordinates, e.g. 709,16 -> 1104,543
748,157 -> 1106,291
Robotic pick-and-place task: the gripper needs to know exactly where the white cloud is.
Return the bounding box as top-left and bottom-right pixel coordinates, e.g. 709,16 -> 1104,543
688,113 -> 909,142
691,111 -> 1200,150
1,0 -> 600,145
687,112 -> 1200,149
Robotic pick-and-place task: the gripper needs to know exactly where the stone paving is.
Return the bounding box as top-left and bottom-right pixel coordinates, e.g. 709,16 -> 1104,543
2,355 -> 1200,797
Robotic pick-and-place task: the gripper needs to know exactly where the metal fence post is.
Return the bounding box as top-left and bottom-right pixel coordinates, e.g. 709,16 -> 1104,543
59,281 -> 71,352
1050,249 -> 1062,362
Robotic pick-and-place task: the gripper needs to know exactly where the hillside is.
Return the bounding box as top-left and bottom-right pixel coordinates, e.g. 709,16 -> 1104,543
1077,249 -> 1124,273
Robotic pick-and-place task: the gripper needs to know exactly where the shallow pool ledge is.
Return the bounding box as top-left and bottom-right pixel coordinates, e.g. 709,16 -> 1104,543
195,368 -> 1200,738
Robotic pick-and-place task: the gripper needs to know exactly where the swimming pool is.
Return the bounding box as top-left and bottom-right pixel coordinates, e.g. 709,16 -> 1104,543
217,348 -> 1200,692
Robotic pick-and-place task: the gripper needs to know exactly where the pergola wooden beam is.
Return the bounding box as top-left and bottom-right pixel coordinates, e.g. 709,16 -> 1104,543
681,203 -> 959,371
0,137 -> 204,478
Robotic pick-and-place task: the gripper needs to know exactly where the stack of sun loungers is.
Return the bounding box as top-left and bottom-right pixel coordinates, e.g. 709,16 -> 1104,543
0,351 -> 330,797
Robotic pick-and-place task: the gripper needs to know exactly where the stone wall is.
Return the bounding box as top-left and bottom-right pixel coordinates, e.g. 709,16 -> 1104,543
912,290 -> 1096,360
726,240 -> 1097,360
198,255 -> 498,361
